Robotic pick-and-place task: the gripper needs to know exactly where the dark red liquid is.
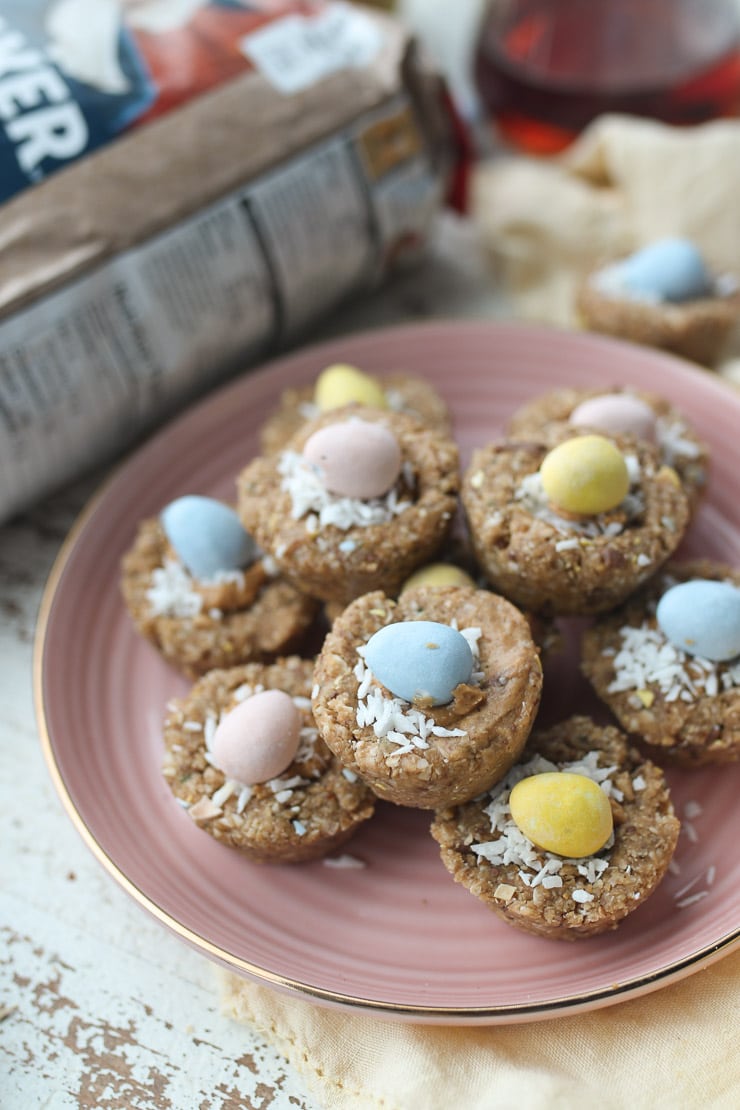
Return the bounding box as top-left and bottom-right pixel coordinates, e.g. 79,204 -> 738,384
475,0 -> 740,154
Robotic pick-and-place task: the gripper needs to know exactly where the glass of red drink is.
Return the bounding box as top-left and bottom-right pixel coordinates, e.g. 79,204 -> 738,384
474,0 -> 740,154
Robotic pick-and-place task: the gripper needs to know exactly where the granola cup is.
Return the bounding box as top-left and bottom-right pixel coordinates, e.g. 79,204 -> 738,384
311,585 -> 543,810
461,428 -> 690,616
431,716 -> 680,940
582,560 -> 740,766
121,518 -> 319,678
162,658 -> 376,863
576,276 -> 740,367
238,405 -> 459,607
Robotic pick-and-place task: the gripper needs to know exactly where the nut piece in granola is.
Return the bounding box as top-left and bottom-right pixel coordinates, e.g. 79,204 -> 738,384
163,658 -> 375,864
431,716 -> 679,940
311,584 -> 543,809
582,560 -> 740,766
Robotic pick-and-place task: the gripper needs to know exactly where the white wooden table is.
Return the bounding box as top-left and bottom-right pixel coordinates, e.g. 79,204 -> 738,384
0,215 -> 506,1109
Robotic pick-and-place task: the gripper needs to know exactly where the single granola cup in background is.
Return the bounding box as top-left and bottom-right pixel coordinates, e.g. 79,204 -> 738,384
431,716 -> 680,940
238,405 -> 459,607
582,560 -> 740,766
311,584 -> 543,810
506,385 -> 709,513
162,657 -> 376,863
461,427 -> 690,616
576,238 -> 740,367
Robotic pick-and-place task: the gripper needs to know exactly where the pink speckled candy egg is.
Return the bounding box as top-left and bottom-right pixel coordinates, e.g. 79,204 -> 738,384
211,690 -> 302,785
303,419 -> 402,500
570,393 -> 656,442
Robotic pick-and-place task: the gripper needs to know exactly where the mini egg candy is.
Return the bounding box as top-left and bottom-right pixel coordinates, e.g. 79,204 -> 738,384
364,620 -> 474,706
401,563 -> 477,592
303,419 -> 402,500
656,578 -> 740,662
314,364 -> 387,411
540,434 -> 630,516
509,772 -> 614,859
570,393 -> 657,443
211,689 -> 302,785
161,495 -> 255,580
612,238 -> 713,303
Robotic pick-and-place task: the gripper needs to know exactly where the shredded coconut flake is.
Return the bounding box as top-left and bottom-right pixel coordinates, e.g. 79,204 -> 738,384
147,559 -> 203,618
236,787 -> 252,814
268,775 -> 308,794
656,418 -> 702,464
676,890 -> 709,909
211,780 -> 237,808
261,554 -> 279,577
674,874 -> 703,900
607,624 -> 740,704
322,854 -> 366,870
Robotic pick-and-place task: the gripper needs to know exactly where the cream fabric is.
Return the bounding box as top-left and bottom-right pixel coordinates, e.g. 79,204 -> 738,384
221,948 -> 740,1108
471,113 -> 740,372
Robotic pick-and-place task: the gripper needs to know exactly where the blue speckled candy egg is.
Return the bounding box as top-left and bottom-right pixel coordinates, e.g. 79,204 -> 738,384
616,238 -> 713,303
161,495 -> 255,580
364,620 -> 474,706
656,578 -> 740,662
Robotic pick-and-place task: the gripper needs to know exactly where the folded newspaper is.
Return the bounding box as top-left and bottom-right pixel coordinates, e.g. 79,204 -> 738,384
0,0 -> 457,523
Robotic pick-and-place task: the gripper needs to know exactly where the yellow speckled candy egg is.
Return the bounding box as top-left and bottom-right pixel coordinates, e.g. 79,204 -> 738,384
509,771 -> 613,858
401,563 -> 476,592
540,434 -> 629,515
314,364 -> 387,411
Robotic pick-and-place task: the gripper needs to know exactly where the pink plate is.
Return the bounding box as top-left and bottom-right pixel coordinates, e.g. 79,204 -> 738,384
35,320 -> 740,1024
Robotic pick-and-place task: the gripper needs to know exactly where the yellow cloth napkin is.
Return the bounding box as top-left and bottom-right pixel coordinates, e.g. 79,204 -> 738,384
220,947 -> 740,1108
472,113 -> 740,377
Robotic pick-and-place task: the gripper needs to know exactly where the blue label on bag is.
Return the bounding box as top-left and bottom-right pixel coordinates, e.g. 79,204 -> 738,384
0,2 -> 158,201
0,1 -> 315,205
